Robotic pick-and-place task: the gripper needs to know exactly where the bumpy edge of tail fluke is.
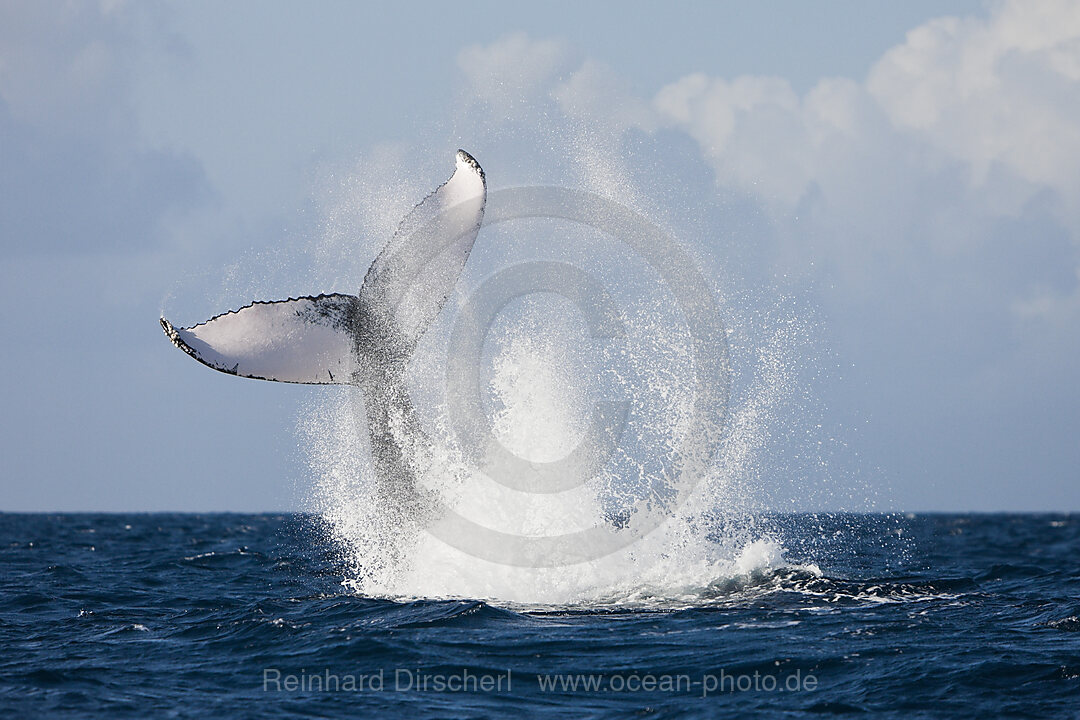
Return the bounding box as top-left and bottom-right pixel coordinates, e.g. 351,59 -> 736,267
161,150 -> 488,385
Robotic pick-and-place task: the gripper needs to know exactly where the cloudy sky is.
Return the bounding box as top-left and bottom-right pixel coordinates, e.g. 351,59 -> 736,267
1,0 -> 1077,511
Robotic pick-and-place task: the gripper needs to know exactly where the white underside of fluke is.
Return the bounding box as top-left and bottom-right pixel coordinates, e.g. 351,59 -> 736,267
161,150 -> 486,385
160,294 -> 360,384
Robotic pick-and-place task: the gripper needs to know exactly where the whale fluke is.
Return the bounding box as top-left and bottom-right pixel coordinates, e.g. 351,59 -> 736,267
160,294 -> 361,384
161,150 -> 486,386
162,149 -> 486,523
360,149 -> 486,354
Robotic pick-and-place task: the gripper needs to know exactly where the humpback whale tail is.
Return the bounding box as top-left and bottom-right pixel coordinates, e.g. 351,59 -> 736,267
160,150 -> 486,384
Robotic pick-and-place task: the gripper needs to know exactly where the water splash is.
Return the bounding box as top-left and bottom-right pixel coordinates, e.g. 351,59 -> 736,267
297,134 -> 825,607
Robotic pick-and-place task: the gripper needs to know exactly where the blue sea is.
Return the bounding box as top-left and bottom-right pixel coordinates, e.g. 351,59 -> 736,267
1,512 -> 1077,718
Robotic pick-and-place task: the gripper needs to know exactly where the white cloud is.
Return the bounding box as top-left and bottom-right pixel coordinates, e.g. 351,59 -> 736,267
867,0 -> 1080,205
640,0 -> 1080,339
653,73 -> 813,207
646,1 -> 1080,228
457,33 -> 572,118
643,1 -> 1080,219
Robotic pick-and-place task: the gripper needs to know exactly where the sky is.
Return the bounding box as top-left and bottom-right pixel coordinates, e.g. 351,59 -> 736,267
1,0 -> 1078,512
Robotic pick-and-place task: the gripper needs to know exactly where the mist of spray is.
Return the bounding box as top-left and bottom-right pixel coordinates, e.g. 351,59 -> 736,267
296,133 -> 826,608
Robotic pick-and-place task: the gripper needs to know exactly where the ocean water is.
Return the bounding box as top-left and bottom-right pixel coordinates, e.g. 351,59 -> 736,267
1,512 -> 1077,718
